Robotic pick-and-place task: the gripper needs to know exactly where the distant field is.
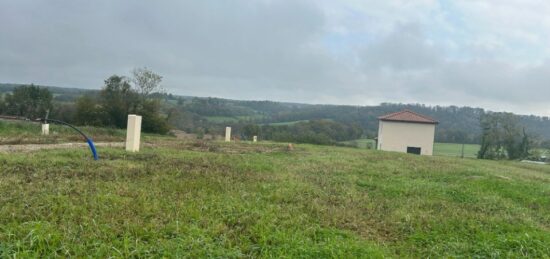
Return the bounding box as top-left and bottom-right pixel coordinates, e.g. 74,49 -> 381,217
343,139 -> 481,158
236,115 -> 266,121
1,140 -> 549,257
205,115 -> 266,123
340,138 -> 376,149
268,120 -> 309,126
434,142 -> 480,158
204,116 -> 240,123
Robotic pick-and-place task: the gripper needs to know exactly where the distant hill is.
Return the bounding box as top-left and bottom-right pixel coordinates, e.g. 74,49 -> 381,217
2,83 -> 550,143
0,83 -> 97,102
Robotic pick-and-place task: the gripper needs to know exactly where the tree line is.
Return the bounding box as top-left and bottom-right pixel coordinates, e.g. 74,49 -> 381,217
1,75 -> 549,159
237,120 -> 363,145
0,68 -> 169,134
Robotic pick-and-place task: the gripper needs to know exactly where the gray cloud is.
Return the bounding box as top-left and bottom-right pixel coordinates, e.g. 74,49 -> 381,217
1,0 -> 550,115
361,24 -> 441,71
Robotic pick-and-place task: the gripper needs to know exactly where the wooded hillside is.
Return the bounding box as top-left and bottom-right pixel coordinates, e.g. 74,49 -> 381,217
2,83 -> 550,145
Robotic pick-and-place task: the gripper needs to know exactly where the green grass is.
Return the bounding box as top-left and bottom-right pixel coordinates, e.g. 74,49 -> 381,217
236,115 -> 267,121
342,139 -> 482,158
204,117 -> 320,126
204,116 -> 240,123
340,138 -> 376,149
434,142 -> 481,158
204,115 -> 266,123
0,120 -> 170,144
1,140 -> 549,257
267,120 -> 309,126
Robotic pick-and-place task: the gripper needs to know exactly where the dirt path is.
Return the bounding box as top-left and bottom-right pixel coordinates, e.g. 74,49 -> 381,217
0,142 -> 125,153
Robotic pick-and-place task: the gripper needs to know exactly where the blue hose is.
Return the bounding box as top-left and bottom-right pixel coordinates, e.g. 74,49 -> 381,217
86,138 -> 99,160
45,118 -> 99,161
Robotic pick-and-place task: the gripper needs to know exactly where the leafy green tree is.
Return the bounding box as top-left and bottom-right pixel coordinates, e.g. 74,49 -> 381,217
4,84 -> 52,119
478,112 -> 531,160
479,113 -> 502,159
518,128 -> 531,159
0,95 -> 5,114
75,95 -> 104,126
257,120 -> 362,145
72,73 -> 170,134
242,124 -> 261,139
140,99 -> 169,134
51,103 -> 77,124
100,75 -> 137,128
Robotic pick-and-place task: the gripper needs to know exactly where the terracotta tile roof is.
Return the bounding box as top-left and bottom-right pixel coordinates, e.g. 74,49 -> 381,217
378,110 -> 438,124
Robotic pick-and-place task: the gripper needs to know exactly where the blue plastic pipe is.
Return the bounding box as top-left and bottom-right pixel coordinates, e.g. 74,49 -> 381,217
86,138 -> 99,160
45,119 -> 99,161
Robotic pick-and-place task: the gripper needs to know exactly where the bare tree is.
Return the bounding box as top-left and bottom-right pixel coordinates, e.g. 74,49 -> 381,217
131,67 -> 163,97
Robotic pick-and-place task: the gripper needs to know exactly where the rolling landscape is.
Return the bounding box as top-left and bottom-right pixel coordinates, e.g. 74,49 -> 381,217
2,1 -> 550,258
1,84 -> 550,257
3,82 -> 550,149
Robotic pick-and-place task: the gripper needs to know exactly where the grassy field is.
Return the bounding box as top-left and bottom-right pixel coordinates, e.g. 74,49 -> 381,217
434,142 -> 481,158
340,138 -> 376,149
1,139 -> 549,257
204,116 -> 240,123
0,120 -> 169,145
267,120 -> 310,126
343,139 -> 481,158
204,115 -> 266,123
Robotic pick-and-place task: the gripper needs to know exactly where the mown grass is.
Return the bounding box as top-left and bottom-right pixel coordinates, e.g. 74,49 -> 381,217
1,140 -> 549,257
0,120 -> 170,144
433,142 -> 481,158
342,139 -> 482,158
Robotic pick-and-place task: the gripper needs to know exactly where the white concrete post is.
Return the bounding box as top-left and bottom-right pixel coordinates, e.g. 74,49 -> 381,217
125,114 -> 142,152
41,124 -> 49,135
225,127 -> 231,142
253,136 -> 257,142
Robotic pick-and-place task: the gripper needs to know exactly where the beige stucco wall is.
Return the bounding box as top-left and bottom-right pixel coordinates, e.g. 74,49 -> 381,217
377,120 -> 435,155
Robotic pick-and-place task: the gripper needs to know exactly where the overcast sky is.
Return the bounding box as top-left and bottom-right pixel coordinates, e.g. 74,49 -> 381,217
1,0 -> 550,115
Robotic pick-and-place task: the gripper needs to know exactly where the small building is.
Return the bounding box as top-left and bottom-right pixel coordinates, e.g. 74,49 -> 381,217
377,110 -> 438,155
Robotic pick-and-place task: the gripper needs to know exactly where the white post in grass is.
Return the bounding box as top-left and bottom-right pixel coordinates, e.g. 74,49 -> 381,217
126,114 -> 142,152
253,136 -> 257,143
41,124 -> 49,135
225,127 -> 231,142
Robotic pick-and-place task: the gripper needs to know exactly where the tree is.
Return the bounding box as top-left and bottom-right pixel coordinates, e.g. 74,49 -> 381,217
0,96 -> 5,114
51,103 -> 77,124
131,67 -> 163,97
256,120 -> 362,145
478,112 -> 530,160
75,95 -> 104,126
4,84 -> 52,119
518,128 -> 530,159
72,73 -> 171,134
242,124 -> 261,139
100,75 -> 138,128
139,99 -> 170,134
